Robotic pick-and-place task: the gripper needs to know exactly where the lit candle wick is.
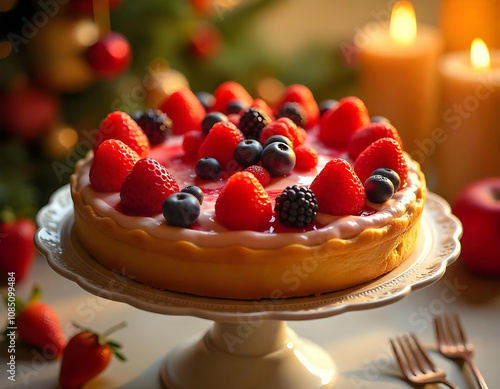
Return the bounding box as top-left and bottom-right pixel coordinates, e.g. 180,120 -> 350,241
470,38 -> 490,70
390,0 -> 417,46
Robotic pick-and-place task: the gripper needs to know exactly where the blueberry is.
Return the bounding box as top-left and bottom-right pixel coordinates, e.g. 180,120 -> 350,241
319,99 -> 337,116
365,175 -> 394,204
263,135 -> 293,149
163,192 -> 200,228
371,168 -> 400,191
195,157 -> 221,180
226,100 -> 245,114
196,91 -> 215,111
201,112 -> 228,135
234,140 -> 263,167
370,116 -> 390,124
261,142 -> 296,176
181,185 -> 204,204
276,102 -> 305,127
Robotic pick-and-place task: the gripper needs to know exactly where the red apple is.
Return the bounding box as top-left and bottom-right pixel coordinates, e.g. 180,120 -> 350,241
452,177 -> 500,276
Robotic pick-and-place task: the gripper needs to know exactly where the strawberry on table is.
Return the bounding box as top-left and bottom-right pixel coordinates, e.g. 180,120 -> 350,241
274,84 -> 320,130
210,81 -> 253,114
59,322 -> 126,389
347,121 -> 403,160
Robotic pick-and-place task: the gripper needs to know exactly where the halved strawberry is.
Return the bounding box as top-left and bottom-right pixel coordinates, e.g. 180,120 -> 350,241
90,140 -> 140,192
274,84 -> 319,129
93,111 -> 150,157
210,81 -> 253,114
310,158 -> 366,215
215,171 -> 272,230
348,122 -> 403,160
197,121 -> 245,170
353,137 -> 408,188
319,96 -> 370,149
120,158 -> 179,215
158,87 -> 205,135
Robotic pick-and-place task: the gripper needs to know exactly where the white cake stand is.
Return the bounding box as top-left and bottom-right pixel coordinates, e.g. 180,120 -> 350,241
35,185 -> 461,389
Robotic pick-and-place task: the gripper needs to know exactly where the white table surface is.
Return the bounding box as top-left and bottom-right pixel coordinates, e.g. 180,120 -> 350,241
1,252 -> 499,389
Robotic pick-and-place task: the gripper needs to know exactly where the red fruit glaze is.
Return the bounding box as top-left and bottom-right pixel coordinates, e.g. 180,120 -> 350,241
319,96 -> 370,149
294,145 -> 319,171
158,87 -> 205,135
274,84 -> 319,129
354,137 -> 408,187
310,158 -> 366,216
215,172 -> 273,230
243,165 -> 271,187
93,111 -> 150,157
182,130 -> 205,158
120,158 -> 179,215
348,122 -> 403,160
90,140 -> 140,192
211,81 -> 253,114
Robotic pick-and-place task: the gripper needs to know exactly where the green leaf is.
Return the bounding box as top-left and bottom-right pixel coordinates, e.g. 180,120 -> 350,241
113,350 -> 127,362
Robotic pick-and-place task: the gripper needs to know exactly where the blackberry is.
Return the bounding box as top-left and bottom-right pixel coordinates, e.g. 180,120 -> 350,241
274,185 -> 318,228
276,102 -> 306,128
238,107 -> 271,140
132,109 -> 172,145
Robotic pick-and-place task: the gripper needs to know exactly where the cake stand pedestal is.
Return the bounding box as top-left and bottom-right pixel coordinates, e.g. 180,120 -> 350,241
35,186 -> 461,389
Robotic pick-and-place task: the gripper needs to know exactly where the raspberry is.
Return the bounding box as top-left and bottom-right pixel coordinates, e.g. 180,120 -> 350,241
275,185 -> 318,228
319,96 -> 370,149
348,122 -> 403,160
158,87 -> 205,135
353,137 -> 408,188
215,172 -> 272,230
238,107 -> 271,140
294,145 -> 319,171
120,158 -> 179,215
243,165 -> 271,187
274,84 -> 319,129
182,130 -> 205,158
211,81 -> 253,114
132,109 -> 171,145
90,140 -> 140,192
93,111 -> 150,157
197,121 -> 245,170
258,117 -> 306,148
310,158 -> 366,215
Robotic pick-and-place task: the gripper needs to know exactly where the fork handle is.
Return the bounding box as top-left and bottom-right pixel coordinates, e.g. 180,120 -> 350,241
440,379 -> 461,389
464,356 -> 489,389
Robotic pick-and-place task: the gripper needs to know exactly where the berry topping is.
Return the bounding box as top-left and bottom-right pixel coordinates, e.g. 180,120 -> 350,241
310,158 -> 366,216
120,158 -> 179,215
275,185 -> 318,228
182,130 -> 205,158
227,113 -> 240,127
94,111 -> 150,157
163,192 -> 200,227
263,134 -> 293,149
251,98 -> 274,119
319,96 -> 370,148
195,91 -> 214,111
353,137 -> 408,188
294,145 -> 319,171
90,139 -> 140,192
276,102 -> 305,128
215,171 -> 272,230
319,99 -> 337,116
195,157 -> 221,180
371,167 -> 401,191
275,84 -> 319,129
238,107 -> 271,140
211,81 -> 253,114
226,100 -> 245,114
364,175 -> 394,204
243,165 -> 271,187
132,109 -> 171,146
181,185 -> 204,204
347,122 -> 403,160
197,121 -> 245,170
370,116 -> 390,123
234,139 -> 263,167
261,142 -> 296,177
201,111 -> 228,135
258,117 -> 305,148
158,87 -> 205,135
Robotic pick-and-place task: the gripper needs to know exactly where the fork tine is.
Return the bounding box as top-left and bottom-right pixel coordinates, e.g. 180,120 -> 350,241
437,315 -> 454,347
399,335 -> 419,376
404,334 -> 429,374
410,333 -> 437,371
452,313 -> 469,346
390,338 -> 410,376
435,315 -> 447,348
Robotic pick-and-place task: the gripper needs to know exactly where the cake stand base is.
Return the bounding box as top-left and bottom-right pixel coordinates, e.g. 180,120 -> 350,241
160,320 -> 336,389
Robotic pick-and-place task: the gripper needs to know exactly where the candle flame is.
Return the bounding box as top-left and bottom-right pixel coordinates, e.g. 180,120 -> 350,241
390,1 -> 417,46
470,38 -> 490,70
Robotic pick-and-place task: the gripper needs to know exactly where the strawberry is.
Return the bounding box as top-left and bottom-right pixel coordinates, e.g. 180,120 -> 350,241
197,121 -> 245,170
210,81 -> 253,114
347,122 -> 403,160
258,117 -> 306,148
158,87 -> 205,135
89,140 -> 140,192
274,84 -> 319,129
93,111 -> 150,157
120,158 -> 179,215
215,172 -> 273,230
354,137 -> 408,188
243,165 -> 271,187
182,130 -> 205,158
319,96 -> 370,149
0,216 -> 37,282
59,322 -> 126,389
251,98 -> 274,120
294,145 -> 319,171
8,287 -> 66,357
310,158 -> 366,215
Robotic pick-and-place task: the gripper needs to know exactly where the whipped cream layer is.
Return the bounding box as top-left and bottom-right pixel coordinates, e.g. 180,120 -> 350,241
73,129 -> 423,249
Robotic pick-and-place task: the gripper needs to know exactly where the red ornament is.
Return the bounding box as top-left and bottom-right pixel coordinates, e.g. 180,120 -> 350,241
189,24 -> 223,60
87,32 -> 131,79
